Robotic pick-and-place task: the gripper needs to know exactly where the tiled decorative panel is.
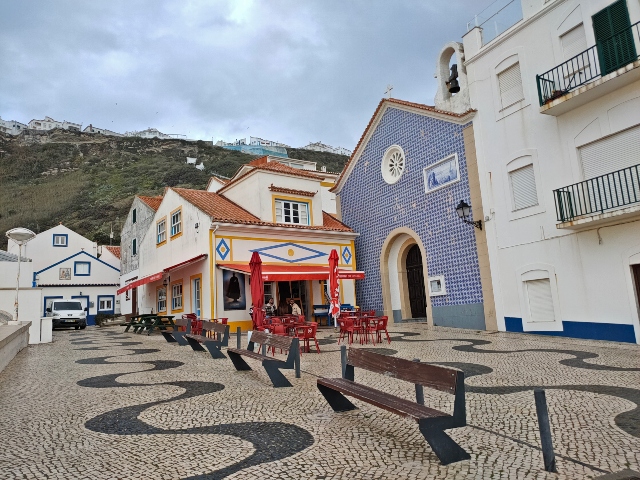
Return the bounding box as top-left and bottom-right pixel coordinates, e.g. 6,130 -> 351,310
340,107 -> 482,313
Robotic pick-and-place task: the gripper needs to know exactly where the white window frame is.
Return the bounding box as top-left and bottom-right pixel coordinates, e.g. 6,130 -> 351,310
505,150 -> 545,221
157,219 -> 166,244
98,298 -> 113,311
516,264 -> 562,332
492,51 -> 531,121
53,234 -> 68,247
381,145 -> 406,185
428,275 -> 446,296
170,209 -> 182,237
157,287 -> 167,313
172,283 -> 183,311
275,199 -> 310,225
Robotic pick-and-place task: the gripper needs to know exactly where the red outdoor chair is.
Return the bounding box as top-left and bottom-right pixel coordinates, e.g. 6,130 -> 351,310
375,316 -> 391,344
269,324 -> 288,356
360,318 -> 377,345
296,323 -> 320,354
337,318 -> 356,345
183,313 -> 200,335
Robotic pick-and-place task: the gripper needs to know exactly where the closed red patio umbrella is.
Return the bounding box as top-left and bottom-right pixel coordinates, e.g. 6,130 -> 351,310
250,251 -> 265,331
329,249 -> 340,328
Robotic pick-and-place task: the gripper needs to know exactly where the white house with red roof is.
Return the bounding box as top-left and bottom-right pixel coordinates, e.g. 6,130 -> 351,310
121,156 -> 360,332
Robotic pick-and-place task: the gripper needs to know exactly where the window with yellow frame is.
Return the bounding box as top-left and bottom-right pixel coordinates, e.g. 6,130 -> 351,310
170,207 -> 182,239
171,280 -> 184,313
274,198 -> 310,225
156,286 -> 167,313
156,217 -> 167,246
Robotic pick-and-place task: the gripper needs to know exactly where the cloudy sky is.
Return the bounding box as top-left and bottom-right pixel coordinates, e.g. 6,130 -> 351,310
0,0 -> 486,150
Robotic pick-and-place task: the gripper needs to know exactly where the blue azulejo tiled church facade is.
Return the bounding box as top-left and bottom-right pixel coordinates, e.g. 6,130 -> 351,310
336,99 -> 485,329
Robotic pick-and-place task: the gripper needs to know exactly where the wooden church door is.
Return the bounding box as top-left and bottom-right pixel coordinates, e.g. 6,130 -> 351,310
406,245 -> 427,318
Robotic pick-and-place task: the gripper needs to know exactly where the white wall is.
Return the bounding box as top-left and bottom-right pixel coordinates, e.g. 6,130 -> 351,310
463,0 -> 640,342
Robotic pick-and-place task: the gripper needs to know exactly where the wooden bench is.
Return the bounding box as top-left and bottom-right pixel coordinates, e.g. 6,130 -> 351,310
161,318 -> 191,346
227,330 -> 300,388
185,321 -> 230,359
317,346 -> 469,465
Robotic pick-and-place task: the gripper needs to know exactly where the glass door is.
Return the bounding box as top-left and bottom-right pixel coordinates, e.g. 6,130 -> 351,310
192,277 -> 201,317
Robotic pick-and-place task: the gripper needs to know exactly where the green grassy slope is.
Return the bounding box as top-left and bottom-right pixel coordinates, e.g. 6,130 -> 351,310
0,131 -> 348,249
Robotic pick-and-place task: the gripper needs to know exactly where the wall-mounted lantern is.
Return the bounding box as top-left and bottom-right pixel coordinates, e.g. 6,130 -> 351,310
456,200 -> 482,230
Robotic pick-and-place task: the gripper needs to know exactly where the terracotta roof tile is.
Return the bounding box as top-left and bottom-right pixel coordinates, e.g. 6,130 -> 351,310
138,195 -> 163,211
268,184 -> 317,197
170,187 -> 354,233
322,212 -> 353,231
105,246 -> 121,259
331,98 -> 476,192
218,160 -> 325,195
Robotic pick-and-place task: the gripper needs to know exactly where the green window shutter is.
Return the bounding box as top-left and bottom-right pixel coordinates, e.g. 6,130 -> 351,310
592,0 -> 636,75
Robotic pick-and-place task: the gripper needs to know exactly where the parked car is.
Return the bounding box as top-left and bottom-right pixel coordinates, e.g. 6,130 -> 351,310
46,299 -> 87,330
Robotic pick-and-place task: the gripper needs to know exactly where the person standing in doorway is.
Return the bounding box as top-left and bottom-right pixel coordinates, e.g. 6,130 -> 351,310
289,299 -> 302,316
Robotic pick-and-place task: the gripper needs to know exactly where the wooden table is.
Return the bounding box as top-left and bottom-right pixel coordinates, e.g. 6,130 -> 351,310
123,314 -> 156,333
137,315 -> 176,335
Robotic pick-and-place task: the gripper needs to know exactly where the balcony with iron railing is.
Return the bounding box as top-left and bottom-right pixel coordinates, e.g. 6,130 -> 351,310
553,164 -> 640,229
537,21 -> 640,115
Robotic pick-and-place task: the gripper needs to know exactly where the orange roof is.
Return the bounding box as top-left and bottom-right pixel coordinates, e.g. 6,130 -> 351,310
331,98 -> 476,192
322,212 -> 352,231
269,184 -> 317,197
138,195 -> 163,211
104,246 -> 121,259
170,187 -> 354,232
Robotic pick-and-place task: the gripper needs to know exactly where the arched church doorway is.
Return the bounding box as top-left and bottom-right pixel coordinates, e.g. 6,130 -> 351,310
380,228 -> 432,324
406,244 -> 427,318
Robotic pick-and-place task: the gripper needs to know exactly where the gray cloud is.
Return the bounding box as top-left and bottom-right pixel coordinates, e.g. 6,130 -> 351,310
0,0 -> 484,150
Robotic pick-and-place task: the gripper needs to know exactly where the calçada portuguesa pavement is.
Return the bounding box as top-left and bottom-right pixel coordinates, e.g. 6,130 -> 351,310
0,323 -> 639,479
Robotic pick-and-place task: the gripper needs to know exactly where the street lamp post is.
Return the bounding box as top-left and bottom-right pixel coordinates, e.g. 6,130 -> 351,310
5,228 -> 36,323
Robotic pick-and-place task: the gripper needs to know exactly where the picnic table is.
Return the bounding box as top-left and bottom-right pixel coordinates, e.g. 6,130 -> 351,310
122,313 -> 156,333
134,315 -> 176,335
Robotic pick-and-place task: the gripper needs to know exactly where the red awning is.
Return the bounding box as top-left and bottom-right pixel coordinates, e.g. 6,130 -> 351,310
218,263 -> 365,281
116,255 -> 208,295
117,272 -> 163,295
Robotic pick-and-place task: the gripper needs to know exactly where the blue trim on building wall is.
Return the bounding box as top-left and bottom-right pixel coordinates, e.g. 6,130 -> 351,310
97,295 -> 115,315
43,296 -> 64,316
33,250 -> 120,286
74,261 -> 91,276
52,234 -> 68,247
71,295 -> 94,325
504,317 -> 636,343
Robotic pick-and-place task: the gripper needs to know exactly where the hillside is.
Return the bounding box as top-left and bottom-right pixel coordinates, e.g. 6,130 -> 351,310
0,130 -> 349,249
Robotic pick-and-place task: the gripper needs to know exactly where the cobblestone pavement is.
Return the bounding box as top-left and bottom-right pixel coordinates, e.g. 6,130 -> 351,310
1,323 -> 639,479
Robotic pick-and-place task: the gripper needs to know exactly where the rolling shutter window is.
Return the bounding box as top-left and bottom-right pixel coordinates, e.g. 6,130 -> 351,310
509,164 -> 538,210
498,63 -> 524,109
579,125 -> 640,179
526,278 -> 555,323
561,24 -> 587,60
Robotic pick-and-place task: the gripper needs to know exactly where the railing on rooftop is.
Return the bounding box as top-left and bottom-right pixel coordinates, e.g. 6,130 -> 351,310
553,164 -> 640,222
537,21 -> 640,107
467,0 -> 523,45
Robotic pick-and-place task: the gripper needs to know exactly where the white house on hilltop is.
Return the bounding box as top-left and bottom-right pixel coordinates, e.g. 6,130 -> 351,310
0,117 -> 28,135
28,116 -> 81,132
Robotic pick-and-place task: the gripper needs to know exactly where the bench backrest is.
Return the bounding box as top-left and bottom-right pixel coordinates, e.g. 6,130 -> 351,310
250,331 -> 294,351
202,321 -> 229,345
347,348 -> 460,394
174,318 -> 190,330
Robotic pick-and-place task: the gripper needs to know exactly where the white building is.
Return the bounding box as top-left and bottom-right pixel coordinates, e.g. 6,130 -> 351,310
125,128 -> 184,139
7,225 -> 121,325
83,124 -> 123,137
0,117 -> 28,135
120,156 -> 359,333
301,141 -> 352,157
28,116 -> 81,132
0,250 -> 41,323
461,0 -> 640,343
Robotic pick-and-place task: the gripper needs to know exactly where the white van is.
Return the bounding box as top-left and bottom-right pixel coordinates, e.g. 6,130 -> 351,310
46,299 -> 87,330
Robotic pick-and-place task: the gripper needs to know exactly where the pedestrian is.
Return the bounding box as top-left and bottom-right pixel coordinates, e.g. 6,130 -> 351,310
289,299 -> 302,316
265,298 -> 276,317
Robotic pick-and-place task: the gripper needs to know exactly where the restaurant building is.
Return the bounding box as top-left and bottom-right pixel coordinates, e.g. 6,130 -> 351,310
119,157 -> 361,332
